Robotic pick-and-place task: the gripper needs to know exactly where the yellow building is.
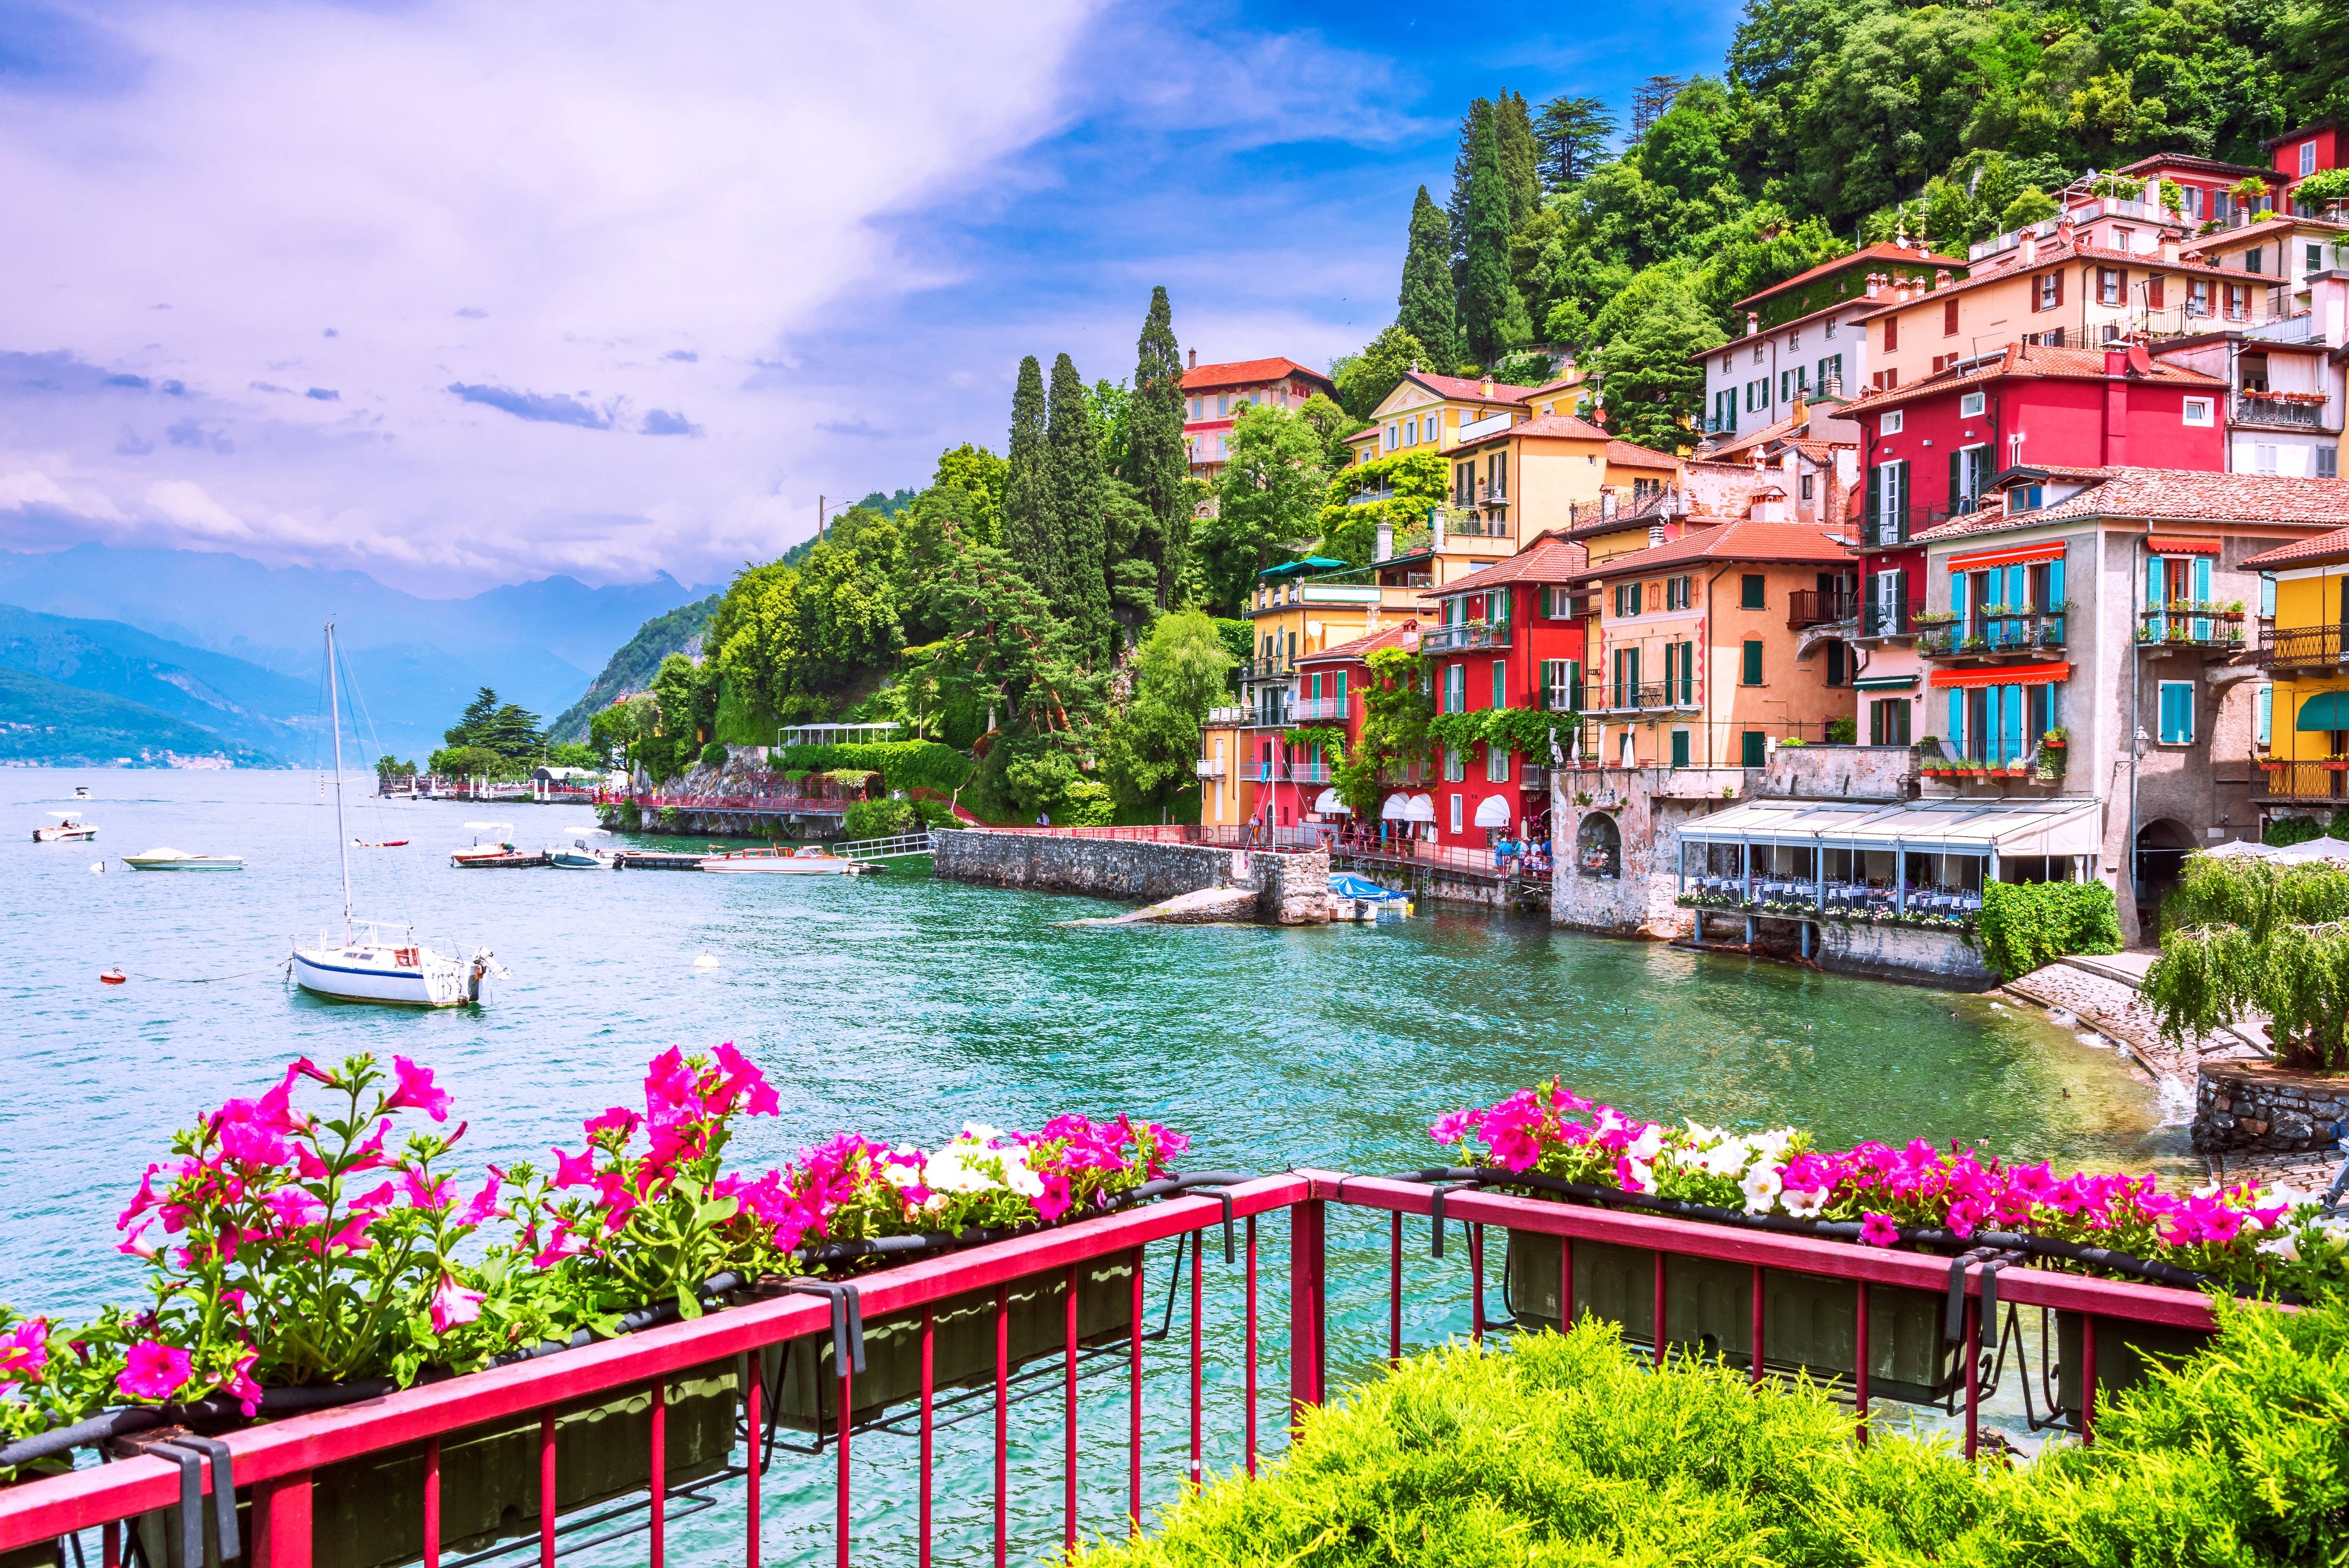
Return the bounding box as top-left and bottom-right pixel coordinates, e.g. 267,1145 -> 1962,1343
2245,526 -> 2349,815
1341,370 -> 1543,467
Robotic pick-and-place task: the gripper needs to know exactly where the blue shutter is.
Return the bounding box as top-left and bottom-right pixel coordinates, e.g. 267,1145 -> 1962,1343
2000,684 -> 2025,763
2192,556 -> 2213,639
2257,685 -> 2272,748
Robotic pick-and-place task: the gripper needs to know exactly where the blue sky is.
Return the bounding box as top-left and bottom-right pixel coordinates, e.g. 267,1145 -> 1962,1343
0,0 -> 1739,593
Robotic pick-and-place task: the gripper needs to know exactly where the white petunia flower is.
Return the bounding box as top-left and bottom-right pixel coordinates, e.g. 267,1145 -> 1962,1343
1782,1186 -> 1828,1219
1621,1158 -> 1654,1193
1741,1164 -> 1785,1215
1628,1124 -> 1665,1161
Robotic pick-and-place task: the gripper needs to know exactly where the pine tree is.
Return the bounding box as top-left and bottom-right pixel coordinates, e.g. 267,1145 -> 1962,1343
447,687 -> 499,747
1444,98 -> 1491,286
1534,93 -> 1615,191
1126,286 -> 1190,609
1461,105 -> 1522,366
1630,75 -> 1687,138
1047,352 -> 1112,663
1002,355 -> 1055,604
1496,91 -> 1541,232
1398,186 -> 1460,371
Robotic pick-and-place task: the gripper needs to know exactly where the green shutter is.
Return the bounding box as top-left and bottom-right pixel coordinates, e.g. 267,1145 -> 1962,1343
1949,448 -> 1961,512
1741,730 -> 1765,767
1671,730 -> 1691,768
1741,574 -> 1765,609
1742,639 -> 1763,685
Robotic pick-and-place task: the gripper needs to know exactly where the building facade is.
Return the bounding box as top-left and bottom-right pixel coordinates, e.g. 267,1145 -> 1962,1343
1181,353 -> 1337,481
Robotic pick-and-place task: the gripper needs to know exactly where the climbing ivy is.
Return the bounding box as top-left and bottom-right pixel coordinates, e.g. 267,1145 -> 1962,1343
1976,881 -> 2122,982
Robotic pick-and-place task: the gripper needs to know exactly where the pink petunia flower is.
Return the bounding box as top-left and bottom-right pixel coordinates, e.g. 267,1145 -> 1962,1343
386,1056 -> 453,1122
457,1169 -> 504,1226
117,1339 -> 193,1401
0,1319 -> 49,1386
1858,1213 -> 1901,1248
429,1276 -> 485,1333
551,1147 -> 598,1188
224,1352 -> 264,1417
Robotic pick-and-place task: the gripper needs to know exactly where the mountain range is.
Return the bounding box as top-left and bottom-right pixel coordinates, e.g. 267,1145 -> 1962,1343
0,545 -> 712,761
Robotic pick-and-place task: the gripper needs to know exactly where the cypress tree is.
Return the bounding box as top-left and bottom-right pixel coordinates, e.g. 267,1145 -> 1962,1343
1444,98 -> 1490,288
1496,91 -> 1541,232
1002,355 -> 1055,603
1461,105 -> 1520,366
1126,286 -> 1190,609
1398,186 -> 1460,371
1046,352 -> 1113,662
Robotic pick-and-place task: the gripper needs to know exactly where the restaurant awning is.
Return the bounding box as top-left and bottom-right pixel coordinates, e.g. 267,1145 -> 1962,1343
1474,795 -> 1512,828
1401,793 -> 1437,823
1379,793 -> 1410,821
1678,798 -> 2103,857
1853,674 -> 1918,691
2296,691 -> 2349,730
1314,788 -> 1349,815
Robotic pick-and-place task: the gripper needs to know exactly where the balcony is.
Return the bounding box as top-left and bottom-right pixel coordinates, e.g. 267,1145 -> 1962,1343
1195,757 -> 1227,779
2256,760 -> 2349,803
1289,762 -> 1332,784
2137,608 -> 2246,651
1704,413 -> 1736,435
1858,600 -> 1912,639
1346,484 -> 1397,507
1419,620 -> 1512,652
2261,623 -> 2349,673
1788,588 -> 1857,630
1595,682 -> 1696,712
1289,696 -> 1348,721
1437,506 -> 1511,540
1204,705 -> 1247,727
1456,410 -> 1513,443
1917,610 -> 2069,659
2246,313 -> 2324,346
2232,389 -> 2336,431
1520,764 -> 1552,793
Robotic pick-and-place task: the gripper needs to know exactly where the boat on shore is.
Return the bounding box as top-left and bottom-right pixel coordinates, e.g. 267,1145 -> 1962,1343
33,813 -> 96,842
700,845 -> 871,875
122,848 -> 246,871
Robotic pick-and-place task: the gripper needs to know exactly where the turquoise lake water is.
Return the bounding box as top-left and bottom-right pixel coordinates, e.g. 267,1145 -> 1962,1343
0,769 -> 2180,1562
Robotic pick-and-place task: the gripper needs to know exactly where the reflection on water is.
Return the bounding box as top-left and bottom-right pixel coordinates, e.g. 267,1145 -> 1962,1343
0,771 -> 2180,1561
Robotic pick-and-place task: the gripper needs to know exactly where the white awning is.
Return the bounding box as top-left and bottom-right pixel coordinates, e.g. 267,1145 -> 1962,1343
1677,798 -> 2102,857
1314,788 -> 1349,815
1473,795 -> 1512,828
1401,793 -> 1437,823
1379,793 -> 1411,821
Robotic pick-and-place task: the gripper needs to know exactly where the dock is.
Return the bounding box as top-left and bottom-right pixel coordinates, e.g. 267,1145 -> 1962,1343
614,850 -> 712,871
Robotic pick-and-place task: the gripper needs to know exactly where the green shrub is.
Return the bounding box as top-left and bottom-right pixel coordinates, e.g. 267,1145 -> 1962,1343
1977,880 -> 2123,980
2267,815 -> 2322,847
1825,716 -> 1857,744
1062,779 -> 1113,826
698,740 -> 729,769
841,798 -> 916,839
774,741 -> 971,794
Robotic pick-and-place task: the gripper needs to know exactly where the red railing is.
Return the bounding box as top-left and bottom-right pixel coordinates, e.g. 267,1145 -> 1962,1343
0,1172 -> 2239,1567
632,793 -> 858,814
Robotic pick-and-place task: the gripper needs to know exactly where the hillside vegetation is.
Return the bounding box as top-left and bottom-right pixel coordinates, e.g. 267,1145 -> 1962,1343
0,664 -> 281,767
545,593 -> 720,744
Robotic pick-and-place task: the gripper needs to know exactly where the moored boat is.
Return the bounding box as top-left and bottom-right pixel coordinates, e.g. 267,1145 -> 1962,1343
699,845 -> 870,875
122,847 -> 246,871
32,812 -> 97,843
551,837 -> 619,869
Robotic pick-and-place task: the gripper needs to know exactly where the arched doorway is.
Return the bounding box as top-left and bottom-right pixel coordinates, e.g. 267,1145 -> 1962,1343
2134,818 -> 2196,934
1576,813 -> 1621,880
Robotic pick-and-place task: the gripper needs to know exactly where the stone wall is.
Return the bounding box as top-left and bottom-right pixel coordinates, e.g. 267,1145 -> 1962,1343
1760,745 -> 1918,802
1256,848 -> 1331,925
1548,773 -> 1743,937
1811,918 -> 1995,986
2193,1062 -> 2349,1156
934,831 -> 1235,904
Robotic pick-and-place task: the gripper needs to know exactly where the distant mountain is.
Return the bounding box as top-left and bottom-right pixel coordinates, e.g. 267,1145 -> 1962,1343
0,604 -> 319,762
0,664 -> 281,767
545,593 -> 721,743
0,545 -> 710,759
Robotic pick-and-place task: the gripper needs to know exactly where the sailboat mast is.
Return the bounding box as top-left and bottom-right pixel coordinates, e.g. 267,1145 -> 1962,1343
327,622 -> 352,939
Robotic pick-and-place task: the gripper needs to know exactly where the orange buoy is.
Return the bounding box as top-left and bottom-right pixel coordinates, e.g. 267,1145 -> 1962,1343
100,969 -> 128,985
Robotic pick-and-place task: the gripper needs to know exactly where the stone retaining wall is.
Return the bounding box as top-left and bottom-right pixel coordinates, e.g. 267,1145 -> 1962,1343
933,831 -> 1331,924
2193,1062 -> 2349,1156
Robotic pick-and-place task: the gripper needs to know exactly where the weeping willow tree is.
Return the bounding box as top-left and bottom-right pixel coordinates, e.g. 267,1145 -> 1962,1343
2143,857 -> 2349,1071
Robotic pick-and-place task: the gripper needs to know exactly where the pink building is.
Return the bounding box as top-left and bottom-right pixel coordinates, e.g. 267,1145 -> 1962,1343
1180,353 -> 1337,481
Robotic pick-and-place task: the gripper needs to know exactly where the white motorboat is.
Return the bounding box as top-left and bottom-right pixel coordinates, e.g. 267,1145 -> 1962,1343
122,847 -> 246,871
290,622 -> 505,1007
551,830 -> 618,869
73,785 -> 90,798
33,812 -> 97,842
700,845 -> 870,875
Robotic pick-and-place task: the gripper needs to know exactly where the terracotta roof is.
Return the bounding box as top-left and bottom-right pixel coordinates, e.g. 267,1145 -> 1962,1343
1838,343 -> 2225,416
1447,411 -> 1610,451
2180,213 -> 2349,258
1848,242 -> 2257,324
1404,371 -> 1540,405
2243,527 -> 2349,569
1523,372 -> 1585,399
1295,622 -> 1419,666
1606,438 -> 1681,470
1734,241 -> 1966,313
1420,533 -> 1592,599
1575,520 -> 1857,579
2116,151 -> 2275,181
1181,357 -> 1335,394
1914,468 -> 2349,544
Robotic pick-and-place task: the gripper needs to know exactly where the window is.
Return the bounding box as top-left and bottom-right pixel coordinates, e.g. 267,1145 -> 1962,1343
1666,575 -> 1692,610
1816,353 -> 1843,393
1404,417 -> 1417,445
2256,684 -> 2273,749
1612,646 -> 1640,706
1779,366 -> 1809,401
1826,640 -> 1846,686
2244,246 -> 2263,275
2303,141 -> 2319,177
2183,396 -> 2214,426
1740,574 -> 1765,610
2225,283 -> 2250,321
1881,409 -> 1904,436
2308,243 -> 2326,277
1741,639 -> 1764,685
1747,378 -> 1769,411
2036,271 -> 2061,311
1444,663 -> 1465,714
2112,227 -> 2133,253
1789,328 -> 1801,350
1541,659 -> 1581,711
1486,743 -> 1509,783
1943,298 -> 1959,335
1444,746 -> 1465,783
1719,353 -> 1733,373
2157,681 -> 2196,745
2188,278 -> 2212,316
1826,316 -> 1838,338
1800,472 -> 1815,500
1882,314 -> 1899,351
1450,793 -> 1464,833
1491,660 -> 1506,708
1741,730 -> 1766,767
2006,485 -> 2044,514
1713,387 -> 1737,432
2257,443 -> 2280,474
1384,423 -> 1398,450
1670,730 -> 1690,768
1217,395 -> 1230,415
2262,575 -> 2277,616
2322,446 -> 2340,479
1960,390 -> 1986,418
1754,340 -> 1765,364
1868,697 -> 1911,746
2147,276 -> 2165,309
1951,444 -> 1990,514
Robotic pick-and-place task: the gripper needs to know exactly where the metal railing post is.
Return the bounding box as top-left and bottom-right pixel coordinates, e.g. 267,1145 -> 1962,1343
1289,1198 -> 1326,1431
254,1471 -> 314,1568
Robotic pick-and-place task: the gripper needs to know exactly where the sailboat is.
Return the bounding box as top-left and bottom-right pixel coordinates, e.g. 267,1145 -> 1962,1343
290,623 -> 505,1007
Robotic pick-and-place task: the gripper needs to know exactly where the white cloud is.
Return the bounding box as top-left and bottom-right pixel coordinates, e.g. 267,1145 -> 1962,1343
0,0 -> 1101,588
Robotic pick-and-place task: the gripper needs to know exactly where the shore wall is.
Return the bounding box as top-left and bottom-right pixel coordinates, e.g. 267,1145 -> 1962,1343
933,831 -> 1331,924
2193,1062 -> 2349,1156
1686,909 -> 1996,987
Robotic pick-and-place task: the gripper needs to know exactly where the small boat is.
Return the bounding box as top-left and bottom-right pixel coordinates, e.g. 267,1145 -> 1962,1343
122,847 -> 246,871
73,786 -> 90,798
451,822 -> 520,865
353,838 -> 409,849
454,848 -> 550,868
100,968 -> 126,984
33,812 -> 97,842
700,845 -> 871,875
550,836 -> 619,869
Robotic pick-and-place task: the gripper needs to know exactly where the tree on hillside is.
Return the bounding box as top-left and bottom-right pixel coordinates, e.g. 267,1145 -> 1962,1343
1331,325 -> 1427,420
1046,353 -> 1113,664
1398,186 -> 1461,371
1087,378 -> 1132,474
705,561 -> 802,723
1297,393 -> 1368,470
447,687 -> 500,748
1630,75 -> 1688,137
1099,609 -> 1232,812
441,686 -> 541,759
1444,98 -> 1489,282
1001,355 -> 1055,603
1200,405 -> 1327,614
1461,103 -> 1528,365
1535,93 -> 1615,190
931,444 -> 1006,545
1589,260 -> 1726,451
1126,286 -> 1192,610
1495,90 -> 1543,232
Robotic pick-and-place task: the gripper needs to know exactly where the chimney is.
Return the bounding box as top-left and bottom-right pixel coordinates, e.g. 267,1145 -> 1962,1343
1433,508 -> 1446,549
1935,268 -> 1951,290
1600,488 -> 1617,520
1865,272 -> 1883,300
2021,231 -> 2037,266
1792,391 -> 1809,427
1374,520 -> 1393,562
2104,348 -> 2129,376
1187,348 -> 1196,371
2160,237 -> 2179,264
1649,522 -> 1666,547
1746,310 -> 1759,337
1480,374 -> 1494,398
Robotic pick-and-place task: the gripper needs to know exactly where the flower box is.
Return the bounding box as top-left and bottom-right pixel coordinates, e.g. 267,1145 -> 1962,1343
2052,1310 -> 2213,1425
1501,1230 -> 1959,1405
763,1253 -> 1135,1431
132,1363 -> 741,1568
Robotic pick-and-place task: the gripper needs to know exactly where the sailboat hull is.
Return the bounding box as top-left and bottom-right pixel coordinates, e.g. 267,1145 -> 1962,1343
292,945 -> 482,1007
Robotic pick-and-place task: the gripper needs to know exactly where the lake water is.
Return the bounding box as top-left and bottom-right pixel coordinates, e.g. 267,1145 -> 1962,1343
0,769 -> 2181,1561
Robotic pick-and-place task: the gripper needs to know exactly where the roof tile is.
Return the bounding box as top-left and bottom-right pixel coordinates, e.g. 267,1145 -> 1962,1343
1421,534 -> 1592,598
1915,467 -> 2349,543
1574,519 -> 1856,577
1181,357 -> 1334,394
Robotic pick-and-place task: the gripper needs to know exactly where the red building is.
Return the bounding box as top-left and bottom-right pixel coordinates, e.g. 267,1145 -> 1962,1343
1845,344 -> 2228,640
1280,625 -> 1421,836
1180,353 -> 1337,481
1417,531 -> 1591,849
2268,120 -> 2341,207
